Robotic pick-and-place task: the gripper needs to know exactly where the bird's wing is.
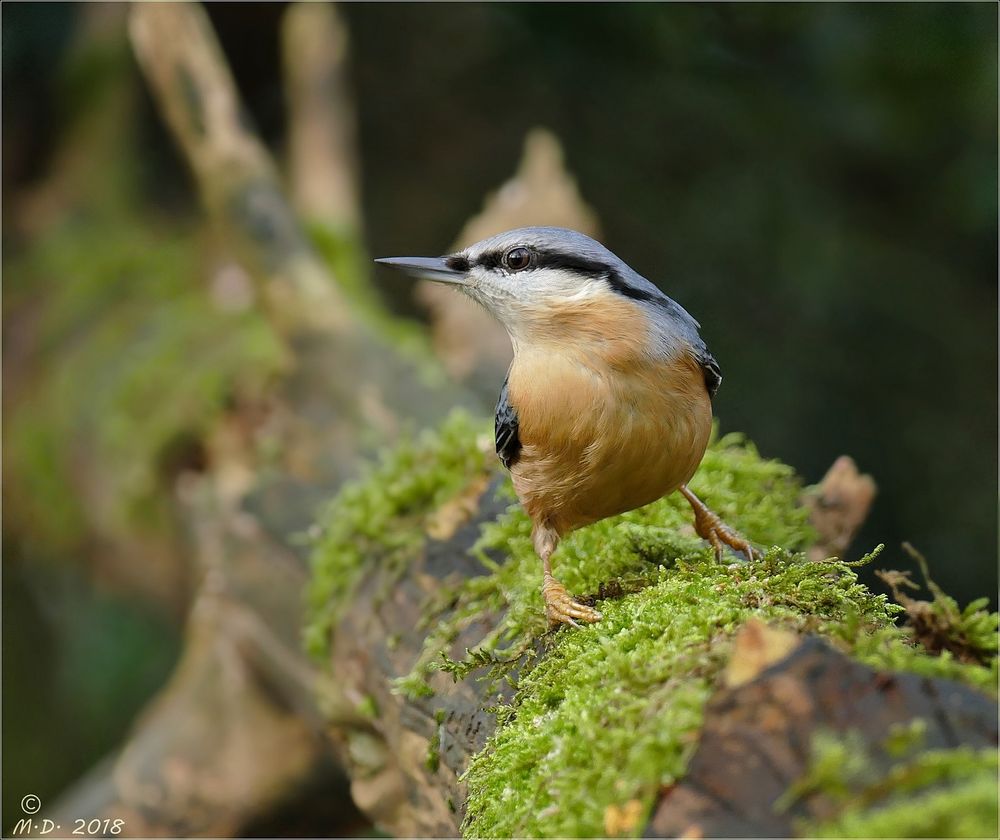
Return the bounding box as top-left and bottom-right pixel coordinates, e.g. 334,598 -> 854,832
696,345 -> 722,399
495,375 -> 522,470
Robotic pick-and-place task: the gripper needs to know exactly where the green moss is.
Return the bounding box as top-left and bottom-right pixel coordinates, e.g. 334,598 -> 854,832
304,411 -> 489,660
791,729 -> 999,838
427,728 -> 442,773
459,546 -> 896,838
413,432 -> 818,687
877,544 -> 1000,668
884,718 -> 929,759
807,772 -> 997,837
846,626 -> 998,695
810,772 -> 998,838
357,695 -> 380,719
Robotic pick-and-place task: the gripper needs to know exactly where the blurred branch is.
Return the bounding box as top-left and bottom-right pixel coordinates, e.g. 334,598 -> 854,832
45,464 -> 376,837
803,455 -> 877,562
282,2 -> 361,232
4,4 -> 197,609
128,1 -> 348,334
11,4 -> 133,241
47,586 -> 359,837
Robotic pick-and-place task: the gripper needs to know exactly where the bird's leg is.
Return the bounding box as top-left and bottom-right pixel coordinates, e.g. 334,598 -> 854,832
534,523 -> 602,628
678,484 -> 757,562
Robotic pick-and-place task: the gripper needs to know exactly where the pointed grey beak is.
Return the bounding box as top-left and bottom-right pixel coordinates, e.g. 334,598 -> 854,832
374,256 -> 469,286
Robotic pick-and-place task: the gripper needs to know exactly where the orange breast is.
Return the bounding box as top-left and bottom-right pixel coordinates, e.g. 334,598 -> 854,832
506,298 -> 712,536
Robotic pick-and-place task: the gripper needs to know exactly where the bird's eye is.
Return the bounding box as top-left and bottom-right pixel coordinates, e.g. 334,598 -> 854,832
503,247 -> 532,272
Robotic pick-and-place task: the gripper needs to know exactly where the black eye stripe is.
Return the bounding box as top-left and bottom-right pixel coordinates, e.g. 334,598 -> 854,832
537,254 -> 667,306
476,252 -> 502,271
471,248 -> 672,309
534,252 -> 608,277
445,255 -> 470,272
476,248 -> 608,275
604,271 -> 666,306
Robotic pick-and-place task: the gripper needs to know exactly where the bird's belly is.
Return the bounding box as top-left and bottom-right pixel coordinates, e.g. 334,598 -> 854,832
509,355 -> 712,535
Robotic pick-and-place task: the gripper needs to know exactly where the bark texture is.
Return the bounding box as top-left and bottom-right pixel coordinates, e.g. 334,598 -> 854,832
647,637 -> 998,837
328,474 -> 512,836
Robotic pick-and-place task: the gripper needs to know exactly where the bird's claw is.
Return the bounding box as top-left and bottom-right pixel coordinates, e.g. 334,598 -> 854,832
702,519 -> 758,563
680,484 -> 758,563
543,575 -> 602,628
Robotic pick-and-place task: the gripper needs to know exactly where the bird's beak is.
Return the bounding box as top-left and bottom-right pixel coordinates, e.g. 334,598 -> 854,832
374,256 -> 469,286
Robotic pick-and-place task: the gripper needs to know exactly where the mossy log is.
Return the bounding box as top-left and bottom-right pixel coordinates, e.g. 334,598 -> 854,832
313,415 -> 998,838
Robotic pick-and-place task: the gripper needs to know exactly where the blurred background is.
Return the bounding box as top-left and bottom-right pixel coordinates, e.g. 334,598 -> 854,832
3,2 -> 997,835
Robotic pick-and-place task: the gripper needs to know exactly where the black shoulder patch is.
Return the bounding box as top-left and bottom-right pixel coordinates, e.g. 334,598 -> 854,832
495,375 -> 521,470
698,348 -> 722,399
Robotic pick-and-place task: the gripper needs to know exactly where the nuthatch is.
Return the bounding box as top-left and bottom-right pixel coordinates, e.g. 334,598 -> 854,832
377,227 -> 756,627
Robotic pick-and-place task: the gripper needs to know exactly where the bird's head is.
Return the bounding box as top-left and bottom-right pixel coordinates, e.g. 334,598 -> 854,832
376,226 -> 700,353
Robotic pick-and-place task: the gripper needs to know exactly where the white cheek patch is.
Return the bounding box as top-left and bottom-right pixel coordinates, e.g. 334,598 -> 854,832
527,269 -> 604,302
471,267 -> 600,308
465,267 -> 620,346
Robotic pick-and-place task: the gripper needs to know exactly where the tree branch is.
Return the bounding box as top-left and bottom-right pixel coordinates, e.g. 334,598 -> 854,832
128,1 -> 349,334
282,2 -> 361,232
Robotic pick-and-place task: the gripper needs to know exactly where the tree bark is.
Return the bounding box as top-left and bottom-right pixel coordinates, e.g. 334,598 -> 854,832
328,474 -> 513,836
647,636 -> 998,837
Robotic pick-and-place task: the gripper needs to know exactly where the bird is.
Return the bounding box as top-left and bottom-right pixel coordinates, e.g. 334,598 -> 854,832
376,227 -> 756,627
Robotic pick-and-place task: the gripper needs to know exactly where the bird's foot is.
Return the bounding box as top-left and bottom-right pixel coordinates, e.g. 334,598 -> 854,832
698,514 -> 758,563
542,572 -> 602,628
680,484 -> 758,562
